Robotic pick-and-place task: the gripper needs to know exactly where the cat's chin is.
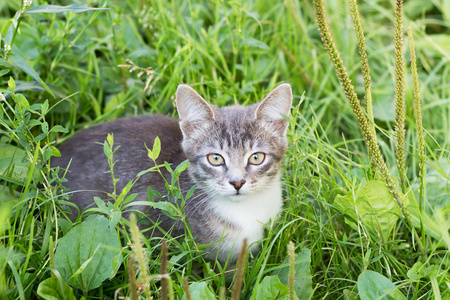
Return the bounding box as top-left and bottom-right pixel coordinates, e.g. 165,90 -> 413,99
226,192 -> 248,202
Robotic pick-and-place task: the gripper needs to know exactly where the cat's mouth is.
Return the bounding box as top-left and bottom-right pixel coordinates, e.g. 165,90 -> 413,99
229,191 -> 245,200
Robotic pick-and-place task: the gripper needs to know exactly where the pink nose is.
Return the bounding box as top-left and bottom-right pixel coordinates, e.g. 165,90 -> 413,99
229,180 -> 246,191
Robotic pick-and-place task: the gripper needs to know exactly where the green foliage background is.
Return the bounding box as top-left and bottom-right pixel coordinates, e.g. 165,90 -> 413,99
1,0 -> 450,298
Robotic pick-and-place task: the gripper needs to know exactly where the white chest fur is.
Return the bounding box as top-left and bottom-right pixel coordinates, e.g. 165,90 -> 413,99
207,179 -> 283,261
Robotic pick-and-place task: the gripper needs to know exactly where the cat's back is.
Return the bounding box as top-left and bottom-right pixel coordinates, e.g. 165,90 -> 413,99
52,115 -> 185,215
54,115 -> 183,167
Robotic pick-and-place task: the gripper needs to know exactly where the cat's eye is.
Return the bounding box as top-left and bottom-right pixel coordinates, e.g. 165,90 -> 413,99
207,153 -> 225,166
248,152 -> 265,165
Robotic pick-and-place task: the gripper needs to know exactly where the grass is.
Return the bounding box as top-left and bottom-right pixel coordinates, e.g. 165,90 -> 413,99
1,0 -> 450,298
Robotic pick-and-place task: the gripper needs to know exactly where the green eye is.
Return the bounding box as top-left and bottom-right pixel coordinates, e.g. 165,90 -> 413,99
207,153 -> 225,166
248,152 -> 265,165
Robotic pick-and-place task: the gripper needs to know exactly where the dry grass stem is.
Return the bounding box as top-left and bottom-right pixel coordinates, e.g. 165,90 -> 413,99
160,240 -> 169,300
287,241 -> 296,300
182,277 -> 192,300
127,255 -> 139,300
231,238 -> 248,300
129,213 -> 152,299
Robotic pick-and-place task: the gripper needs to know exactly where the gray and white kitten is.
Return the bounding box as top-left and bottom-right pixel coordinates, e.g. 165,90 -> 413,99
52,83 -> 292,262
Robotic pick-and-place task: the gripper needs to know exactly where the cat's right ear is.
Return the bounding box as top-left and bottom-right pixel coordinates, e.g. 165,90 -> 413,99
255,83 -> 292,135
176,85 -> 214,137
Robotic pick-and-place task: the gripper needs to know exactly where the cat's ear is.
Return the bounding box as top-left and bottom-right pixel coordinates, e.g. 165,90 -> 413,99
255,83 -> 292,134
176,84 -> 214,137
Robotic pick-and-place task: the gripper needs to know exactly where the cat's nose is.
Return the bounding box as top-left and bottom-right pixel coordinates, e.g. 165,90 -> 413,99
229,180 -> 246,191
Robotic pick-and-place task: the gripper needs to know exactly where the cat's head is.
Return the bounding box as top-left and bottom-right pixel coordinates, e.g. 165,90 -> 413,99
175,84 -> 292,200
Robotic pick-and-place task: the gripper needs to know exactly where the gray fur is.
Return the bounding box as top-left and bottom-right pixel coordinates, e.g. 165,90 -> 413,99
52,84 -> 292,262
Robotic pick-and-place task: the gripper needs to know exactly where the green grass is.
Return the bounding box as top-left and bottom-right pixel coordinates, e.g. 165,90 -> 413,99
1,0 -> 450,298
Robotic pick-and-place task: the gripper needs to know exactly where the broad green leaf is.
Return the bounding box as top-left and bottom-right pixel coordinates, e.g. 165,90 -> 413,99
41,122 -> 49,134
0,188 -> 17,235
147,187 -> 162,202
26,5 -> 109,14
51,146 -> 61,157
407,262 -> 428,281
54,215 -> 122,292
164,161 -> 173,172
37,277 -> 76,300
5,23 -> 13,45
92,197 -> 122,227
41,100 -> 49,116
357,270 -> 407,300
242,37 -> 270,50
273,248 -> 312,298
185,185 -> 196,200
146,144 -> 154,160
13,81 -> 66,98
43,148 -> 52,162
8,77 -> 15,92
50,125 -> 69,133
0,69 -> 10,77
252,275 -> 291,299
110,253 -> 121,279
0,58 -> 13,69
174,160 -> 189,176
334,180 -> 407,241
150,201 -> 180,220
12,94 -> 29,109
182,282 -> 216,300
407,262 -> 437,281
93,197 -> 109,213
8,50 -> 55,98
33,133 -> 47,142
123,193 -> 138,205
152,137 -> 161,160
104,91 -> 125,116
103,141 -> 111,158
343,289 -> 359,300
0,144 -> 27,180
27,119 -> 42,128
106,133 -> 114,148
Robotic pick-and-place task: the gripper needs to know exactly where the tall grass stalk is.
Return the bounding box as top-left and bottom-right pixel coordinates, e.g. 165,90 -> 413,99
348,0 -> 376,143
408,26 -> 426,209
129,213 -> 152,298
313,0 -> 405,213
127,255 -> 139,300
393,0 -> 407,188
314,0 -> 428,256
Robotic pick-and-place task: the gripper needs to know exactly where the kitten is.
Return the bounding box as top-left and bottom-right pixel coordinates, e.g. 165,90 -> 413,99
52,83 -> 292,262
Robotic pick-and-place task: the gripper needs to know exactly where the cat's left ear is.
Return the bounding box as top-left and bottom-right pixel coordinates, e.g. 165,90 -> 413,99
255,83 -> 292,134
